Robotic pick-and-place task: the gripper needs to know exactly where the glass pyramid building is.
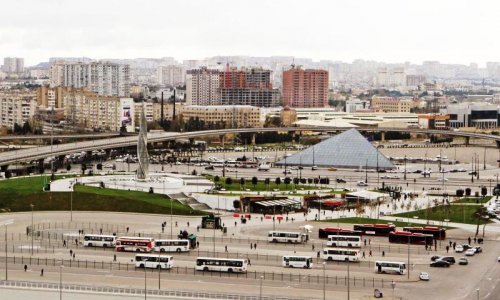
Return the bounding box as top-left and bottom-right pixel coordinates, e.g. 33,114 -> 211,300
275,129 -> 395,170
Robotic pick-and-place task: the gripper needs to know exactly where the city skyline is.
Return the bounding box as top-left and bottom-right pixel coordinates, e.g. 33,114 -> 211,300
1,0 -> 499,66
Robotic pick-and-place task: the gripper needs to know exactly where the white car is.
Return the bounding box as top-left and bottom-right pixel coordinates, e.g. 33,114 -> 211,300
357,181 -> 368,187
419,272 -> 430,281
465,249 -> 475,256
455,245 -> 464,253
437,178 -> 448,182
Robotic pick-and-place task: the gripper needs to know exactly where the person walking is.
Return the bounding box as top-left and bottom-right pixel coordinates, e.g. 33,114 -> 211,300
225,245 -> 228,252
40,269 -> 44,276
114,254 -> 117,262
73,253 -> 76,260
254,243 -> 257,250
362,251 -> 365,258
468,237 -> 471,245
24,265 -> 27,272
250,243 -> 253,250
369,250 -> 372,257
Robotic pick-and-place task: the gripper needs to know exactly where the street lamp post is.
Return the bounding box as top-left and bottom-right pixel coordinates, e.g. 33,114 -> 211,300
259,276 -> 264,300
322,262 -> 326,300
30,203 -> 34,256
407,235 -> 410,279
144,259 -> 148,300
476,288 -> 480,300
1,219 -> 13,281
59,265 -> 64,300
391,280 -> 396,300
347,257 -> 350,300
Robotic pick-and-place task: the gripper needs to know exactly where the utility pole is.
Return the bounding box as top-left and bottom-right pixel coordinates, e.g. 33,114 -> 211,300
30,204 -> 34,256
160,91 -> 164,126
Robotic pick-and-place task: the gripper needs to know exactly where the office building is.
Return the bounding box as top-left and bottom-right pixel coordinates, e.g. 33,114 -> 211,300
50,61 -> 130,97
442,103 -> 500,128
181,105 -> 261,128
371,96 -> 414,113
282,66 -> 329,108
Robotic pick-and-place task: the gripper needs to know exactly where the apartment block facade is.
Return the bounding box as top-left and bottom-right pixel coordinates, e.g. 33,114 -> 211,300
2,57 -> 24,74
0,90 -> 37,130
157,65 -> 185,86
282,66 -> 329,108
186,67 -> 221,105
182,105 -> 261,128
371,96 -> 414,113
50,61 -> 130,97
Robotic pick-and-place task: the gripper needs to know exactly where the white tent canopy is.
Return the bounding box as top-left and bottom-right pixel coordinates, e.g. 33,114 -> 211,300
347,190 -> 387,202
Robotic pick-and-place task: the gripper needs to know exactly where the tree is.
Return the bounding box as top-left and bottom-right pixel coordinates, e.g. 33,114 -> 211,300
275,177 -> 281,186
225,177 -> 233,186
473,206 -> 489,237
252,176 -> 258,188
284,177 -> 291,188
456,189 -> 464,197
240,177 -> 245,188
293,177 -> 300,185
481,187 -> 487,197
465,188 -> 471,196
96,163 -> 103,170
66,164 -> 72,172
81,163 -> 87,175
214,175 -> 220,183
264,178 -> 270,189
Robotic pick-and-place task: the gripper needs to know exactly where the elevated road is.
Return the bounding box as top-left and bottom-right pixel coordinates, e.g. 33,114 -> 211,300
0,132 -> 122,141
1,127 -> 499,167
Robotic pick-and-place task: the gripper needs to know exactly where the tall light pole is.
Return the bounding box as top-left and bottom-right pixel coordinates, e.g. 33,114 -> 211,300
144,259 -> 148,300
69,181 -> 74,222
30,203 -> 34,256
407,235 -> 410,279
476,288 -> 480,300
170,198 -> 173,238
347,257 -> 350,300
59,265 -> 64,300
1,219 -> 13,280
158,251 -> 161,290
322,262 -> 326,300
391,280 -> 396,300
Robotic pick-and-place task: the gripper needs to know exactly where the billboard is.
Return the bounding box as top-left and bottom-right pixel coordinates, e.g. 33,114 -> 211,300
120,98 -> 135,132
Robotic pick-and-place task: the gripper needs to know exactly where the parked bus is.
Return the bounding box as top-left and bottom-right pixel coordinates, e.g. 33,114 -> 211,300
282,256 -> 313,269
327,235 -> 362,248
402,226 -> 446,240
353,224 -> 396,236
268,231 -> 305,243
318,228 -> 362,239
135,254 -> 174,269
154,239 -> 190,253
374,261 -> 406,275
322,248 -> 361,262
388,231 -> 433,246
195,257 -> 248,273
83,234 -> 117,248
115,237 -> 154,252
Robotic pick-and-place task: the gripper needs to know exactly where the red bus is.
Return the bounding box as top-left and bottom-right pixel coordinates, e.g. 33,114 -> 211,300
353,224 -> 396,236
402,226 -> 446,240
318,228 -> 362,239
388,231 -> 433,246
115,237 -> 154,252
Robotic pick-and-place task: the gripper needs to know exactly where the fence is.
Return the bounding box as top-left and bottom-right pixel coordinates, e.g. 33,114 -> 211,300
0,255 -> 395,289
0,279 -> 310,300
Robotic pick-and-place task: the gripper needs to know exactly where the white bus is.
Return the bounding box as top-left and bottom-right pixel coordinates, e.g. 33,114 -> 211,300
322,248 -> 361,262
282,256 -> 313,269
327,235 -> 362,248
154,239 -> 190,253
83,234 -> 117,248
115,237 -> 154,252
374,261 -> 406,275
195,257 -> 248,273
135,254 -> 174,269
268,231 -> 305,243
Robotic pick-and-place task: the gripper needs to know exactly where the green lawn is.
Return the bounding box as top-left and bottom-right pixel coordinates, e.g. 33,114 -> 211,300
0,176 -> 203,215
453,196 -> 492,204
206,175 -> 322,192
315,217 -> 453,228
394,204 -> 489,225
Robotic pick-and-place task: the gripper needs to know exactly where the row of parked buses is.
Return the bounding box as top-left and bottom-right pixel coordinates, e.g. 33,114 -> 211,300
319,224 -> 446,246
83,235 -> 195,253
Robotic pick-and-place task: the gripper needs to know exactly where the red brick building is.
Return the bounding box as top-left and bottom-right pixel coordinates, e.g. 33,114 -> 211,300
282,66 -> 328,108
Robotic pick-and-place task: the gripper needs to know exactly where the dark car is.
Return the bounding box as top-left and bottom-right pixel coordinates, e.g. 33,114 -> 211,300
204,165 -> 215,170
430,260 -> 450,268
431,256 -> 441,261
462,244 -> 472,251
336,178 -> 347,183
439,256 -> 456,264
472,246 -> 482,253
458,257 -> 468,265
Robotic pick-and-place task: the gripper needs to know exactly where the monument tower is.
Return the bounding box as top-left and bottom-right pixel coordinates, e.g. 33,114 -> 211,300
136,102 -> 149,180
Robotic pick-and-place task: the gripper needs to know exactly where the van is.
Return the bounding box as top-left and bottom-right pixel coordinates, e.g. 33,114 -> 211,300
439,256 -> 455,264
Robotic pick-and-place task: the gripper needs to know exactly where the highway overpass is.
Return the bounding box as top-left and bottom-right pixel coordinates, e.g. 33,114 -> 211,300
1,127 -> 499,167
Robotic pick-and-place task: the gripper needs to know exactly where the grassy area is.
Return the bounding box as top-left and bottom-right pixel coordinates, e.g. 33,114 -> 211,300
315,217 -> 453,228
394,204 -> 489,225
453,196 -> 492,204
205,175 -> 322,192
0,176 -> 203,215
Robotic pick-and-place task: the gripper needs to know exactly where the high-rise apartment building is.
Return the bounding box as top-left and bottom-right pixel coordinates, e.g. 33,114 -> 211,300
0,90 -> 37,129
186,67 -> 221,105
282,66 -> 329,108
2,57 -> 24,74
157,65 -> 185,86
50,61 -> 130,97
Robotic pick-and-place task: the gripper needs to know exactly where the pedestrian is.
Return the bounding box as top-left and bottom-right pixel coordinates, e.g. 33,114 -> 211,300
225,245 -> 228,252
369,250 -> 372,257
63,240 -> 66,247
468,237 -> 471,245
126,227 -> 129,233
254,243 -> 257,250
453,242 -> 456,249
162,227 -> 164,233
70,249 -> 73,256
364,239 -> 367,246
175,221 -> 178,227
234,221 -> 237,227
473,237 -> 477,244
187,222 -> 190,227
382,251 -> 385,257
317,251 -> 320,259
73,253 -> 75,260
250,243 -> 253,250
446,246 -> 449,253
248,259 -> 251,266
362,251 -> 365,258
449,241 -> 452,247
196,241 -> 200,248
100,228 -> 103,234
260,217 -> 263,222
312,245 -> 315,251
40,269 -> 44,276
114,254 -> 117,262
24,265 -> 27,272
75,238 -> 78,246
425,244 -> 428,251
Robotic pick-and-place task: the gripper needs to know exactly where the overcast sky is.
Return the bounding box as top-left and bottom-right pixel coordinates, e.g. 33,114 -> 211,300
0,0 -> 498,66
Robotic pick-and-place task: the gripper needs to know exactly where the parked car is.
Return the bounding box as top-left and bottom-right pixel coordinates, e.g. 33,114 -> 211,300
430,260 -> 450,268
336,178 -> 346,183
458,257 -> 468,265
472,246 -> 482,253
430,255 -> 441,261
462,244 -> 472,251
283,169 -> 292,174
204,165 -> 214,170
419,272 -> 430,281
439,256 -> 456,264
465,249 -> 475,256
357,181 -> 368,187
455,245 -> 464,253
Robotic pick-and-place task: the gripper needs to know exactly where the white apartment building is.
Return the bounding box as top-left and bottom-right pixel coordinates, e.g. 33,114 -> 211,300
2,57 -> 24,74
0,90 -> 37,130
50,61 -> 130,97
186,67 -> 221,105
345,98 -> 370,113
157,65 -> 185,86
